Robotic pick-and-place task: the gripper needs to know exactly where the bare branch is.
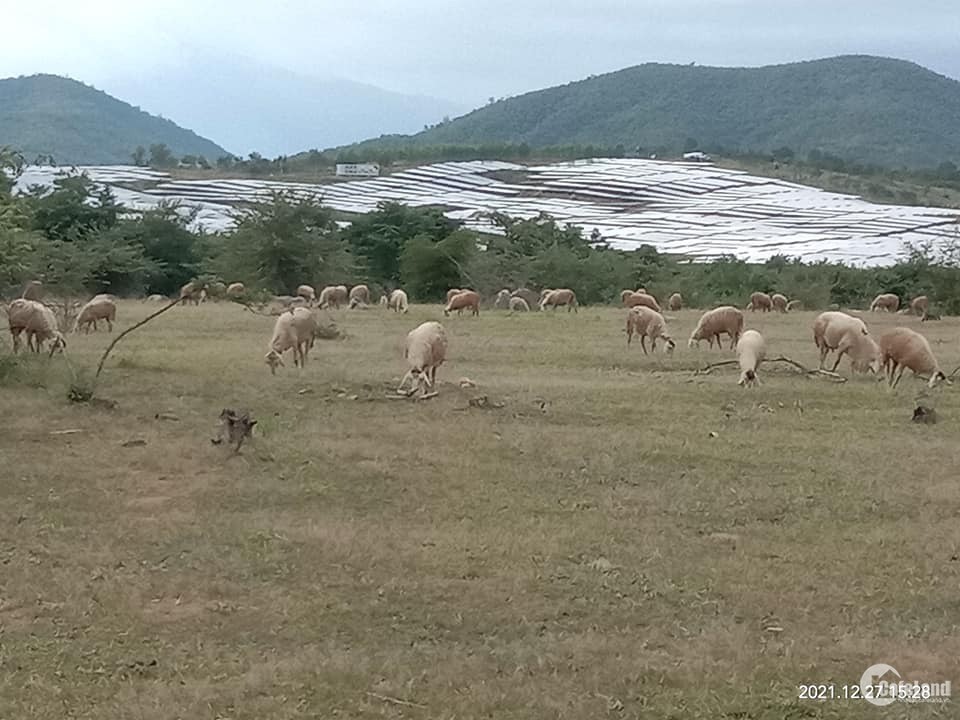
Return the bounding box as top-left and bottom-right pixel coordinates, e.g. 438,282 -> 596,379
94,297 -> 183,381
693,356 -> 847,382
365,691 -> 427,709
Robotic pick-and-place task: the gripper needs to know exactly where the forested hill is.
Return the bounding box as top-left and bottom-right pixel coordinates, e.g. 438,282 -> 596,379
0,74 -> 228,165
340,56 -> 960,170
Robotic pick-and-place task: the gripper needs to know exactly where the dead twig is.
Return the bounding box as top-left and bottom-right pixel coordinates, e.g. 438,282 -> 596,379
365,691 -> 427,709
693,359 -> 739,375
94,297 -> 183,381
693,356 -> 847,382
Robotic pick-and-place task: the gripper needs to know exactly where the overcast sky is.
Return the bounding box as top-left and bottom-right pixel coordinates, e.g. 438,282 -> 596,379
4,0 -> 959,106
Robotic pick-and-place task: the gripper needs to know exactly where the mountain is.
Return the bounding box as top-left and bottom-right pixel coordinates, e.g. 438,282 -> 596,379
0,74 -> 228,165
97,49 -> 470,157
341,56 -> 960,170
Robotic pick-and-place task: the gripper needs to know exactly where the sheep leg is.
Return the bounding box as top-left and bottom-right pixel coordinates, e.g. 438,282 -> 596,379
830,350 -> 846,373
397,370 -> 415,394
891,364 -> 906,389
106,318 -> 113,332
640,336 -> 648,355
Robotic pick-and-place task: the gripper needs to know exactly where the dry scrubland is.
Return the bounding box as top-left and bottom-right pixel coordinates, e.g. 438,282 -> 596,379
2,302 -> 960,719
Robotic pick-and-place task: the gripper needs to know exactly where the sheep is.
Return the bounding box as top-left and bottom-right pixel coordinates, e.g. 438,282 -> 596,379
379,294 -> 389,307
296,284 -> 317,305
510,287 -> 539,308
21,280 -> 43,301
74,295 -> 117,333
785,299 -> 802,312
624,291 -> 661,312
812,311 -> 881,373
879,327 -> 948,388
348,284 -> 370,308
746,292 -> 773,312
668,292 -> 683,311
7,299 -> 66,355
625,307 -> 675,355
226,282 -> 246,298
494,289 -> 511,309
620,289 -> 634,306
179,281 -> 203,305
264,307 -> 317,374
397,321 -> 448,397
909,295 -> 929,317
870,293 -> 900,312
736,329 -> 766,387
207,281 -> 227,299
318,285 -> 342,309
539,288 -> 578,312
509,296 -> 530,312
688,306 -> 744,349
538,288 -> 554,304
388,289 -> 409,313
145,294 -> 167,303
771,293 -> 788,312
444,290 -> 480,317
446,288 -> 462,303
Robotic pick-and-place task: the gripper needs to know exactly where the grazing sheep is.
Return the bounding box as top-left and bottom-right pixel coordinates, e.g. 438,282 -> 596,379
179,282 -> 203,305
870,293 -> 900,312
910,295 -> 929,317
446,288 -> 462,303
771,293 -> 788,312
736,329 -> 766,387
625,307 -> 675,355
812,311 -> 881,373
494,289 -> 511,310
509,296 -> 530,312
297,284 -> 317,305
668,292 -> 683,311
624,291 -> 661,312
397,321 -> 448,397
746,292 -> 773,312
21,280 -> 43,301
348,284 -> 370,308
74,295 -> 117,333
226,282 -> 246,298
264,307 -> 317,374
510,287 -> 539,308
785,299 -> 802,312
379,294 -> 389,307
145,294 -> 167,303
318,285 -> 341,309
540,288 -> 578,312
445,290 -> 481,316
688,306 -> 744,349
7,299 -> 66,355
879,327 -> 948,388
207,281 -> 227,299
538,288 -> 555,304
620,289 -> 635,306
388,289 -> 409,313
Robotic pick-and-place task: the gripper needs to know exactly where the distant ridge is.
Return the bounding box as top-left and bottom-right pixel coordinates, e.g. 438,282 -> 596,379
338,56 -> 960,170
0,74 -> 228,164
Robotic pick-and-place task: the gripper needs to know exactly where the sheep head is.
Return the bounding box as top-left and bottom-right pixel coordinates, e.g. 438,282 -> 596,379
265,350 -> 284,374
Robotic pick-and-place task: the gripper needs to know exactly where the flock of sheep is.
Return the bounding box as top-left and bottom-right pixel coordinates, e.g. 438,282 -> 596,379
3,279 -> 950,397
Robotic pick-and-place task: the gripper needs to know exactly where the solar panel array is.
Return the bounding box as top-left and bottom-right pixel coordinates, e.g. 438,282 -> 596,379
16,160 -> 958,266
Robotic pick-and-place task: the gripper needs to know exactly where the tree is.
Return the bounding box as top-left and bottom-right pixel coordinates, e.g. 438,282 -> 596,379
149,143 -> 175,168
400,230 -> 475,299
25,176 -> 120,242
131,146 -> 147,166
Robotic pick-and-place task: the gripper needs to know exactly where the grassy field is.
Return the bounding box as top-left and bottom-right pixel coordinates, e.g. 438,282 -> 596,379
1,301 -> 959,718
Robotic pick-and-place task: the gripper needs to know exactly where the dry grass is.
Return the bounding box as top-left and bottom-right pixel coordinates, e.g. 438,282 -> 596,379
1,301 -> 959,719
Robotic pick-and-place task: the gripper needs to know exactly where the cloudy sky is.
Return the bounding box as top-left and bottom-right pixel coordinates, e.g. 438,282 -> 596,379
4,0 -> 958,106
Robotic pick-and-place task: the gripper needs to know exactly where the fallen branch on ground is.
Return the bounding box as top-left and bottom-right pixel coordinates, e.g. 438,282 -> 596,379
94,297 -> 183,381
365,691 -> 427,709
694,356 -> 847,382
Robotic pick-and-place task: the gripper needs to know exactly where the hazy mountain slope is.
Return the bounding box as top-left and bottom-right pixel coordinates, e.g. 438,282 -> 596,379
0,74 -> 228,164
342,56 -> 960,169
98,51 -> 469,157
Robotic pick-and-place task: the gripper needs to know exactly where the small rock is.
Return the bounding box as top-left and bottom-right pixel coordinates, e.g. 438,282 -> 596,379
708,431 -> 719,438
458,377 -> 477,388
121,439 -> 147,447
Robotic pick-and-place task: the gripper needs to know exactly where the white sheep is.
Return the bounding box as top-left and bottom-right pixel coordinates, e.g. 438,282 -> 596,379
667,292 -> 682,311
444,290 -> 480,316
21,280 -> 43,300
909,295 -> 929,317
388,289 -> 409,313
624,291 -> 661,312
145,294 -> 167,303
736,329 -> 766,387
746,292 -> 773,312
812,311 -> 881,373
879,327 -> 948,388
397,321 -> 448,397
75,295 -> 117,333
227,282 -> 246,298
379,294 -> 389,307
625,307 -> 675,355
264,307 -> 317,374
539,288 -> 578,312
7,299 -> 66,355
446,288 -> 463,303
688,306 -> 744,349
494,289 -> 511,309
297,284 -> 317,305
349,284 -> 370,308
870,293 -> 900,312
771,293 -> 788,312
318,285 -> 348,309
508,296 -> 530,312
179,281 -> 203,305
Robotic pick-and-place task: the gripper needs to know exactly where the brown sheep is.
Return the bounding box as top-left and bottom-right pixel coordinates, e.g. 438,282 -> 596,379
746,292 -> 773,312
539,288 -> 578,312
349,284 -> 370,308
771,293 -> 788,312
624,292 -> 661,312
909,295 -> 929,317
870,293 -> 900,312
688,306 -> 744,349
626,307 -> 675,355
667,292 -> 682,311
879,327 -> 947,388
444,290 -> 481,316
446,288 -> 462,303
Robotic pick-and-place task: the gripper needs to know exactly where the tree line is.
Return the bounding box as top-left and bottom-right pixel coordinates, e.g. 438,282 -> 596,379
3,148 -> 960,312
